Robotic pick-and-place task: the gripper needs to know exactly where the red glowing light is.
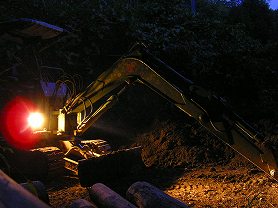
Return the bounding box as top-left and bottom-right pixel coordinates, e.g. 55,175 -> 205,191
0,97 -> 41,150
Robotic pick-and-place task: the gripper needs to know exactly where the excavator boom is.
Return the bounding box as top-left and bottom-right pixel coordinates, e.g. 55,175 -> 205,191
60,44 -> 278,181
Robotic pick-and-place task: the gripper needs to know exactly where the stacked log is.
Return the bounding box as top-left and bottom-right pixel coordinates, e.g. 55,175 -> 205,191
88,182 -> 189,208
70,199 -> 98,208
126,181 -> 189,208
20,180 -> 49,204
88,183 -> 137,208
1,169 -> 189,208
0,170 -> 50,208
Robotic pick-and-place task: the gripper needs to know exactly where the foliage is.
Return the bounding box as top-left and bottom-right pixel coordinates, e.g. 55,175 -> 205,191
0,0 -> 278,120
228,0 -> 273,42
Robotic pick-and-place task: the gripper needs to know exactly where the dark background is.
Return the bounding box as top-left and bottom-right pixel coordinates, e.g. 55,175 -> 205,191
0,0 -> 278,142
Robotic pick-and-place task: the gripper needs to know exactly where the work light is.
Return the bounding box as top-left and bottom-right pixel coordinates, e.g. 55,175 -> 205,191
27,112 -> 44,130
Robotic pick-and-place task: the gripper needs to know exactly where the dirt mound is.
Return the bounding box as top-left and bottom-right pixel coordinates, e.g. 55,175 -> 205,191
135,119 -> 235,168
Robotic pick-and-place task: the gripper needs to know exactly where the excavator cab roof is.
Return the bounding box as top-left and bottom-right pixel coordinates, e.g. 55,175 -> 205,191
0,18 -> 68,44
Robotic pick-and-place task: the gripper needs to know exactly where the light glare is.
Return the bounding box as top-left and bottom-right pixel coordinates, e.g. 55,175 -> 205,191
28,112 -> 44,129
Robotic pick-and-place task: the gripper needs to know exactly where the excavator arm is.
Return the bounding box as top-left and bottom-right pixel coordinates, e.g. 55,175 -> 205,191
59,44 -> 278,181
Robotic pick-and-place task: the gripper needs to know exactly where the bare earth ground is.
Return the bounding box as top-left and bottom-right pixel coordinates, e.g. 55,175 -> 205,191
47,166 -> 278,208
165,167 -> 278,208
46,120 -> 278,207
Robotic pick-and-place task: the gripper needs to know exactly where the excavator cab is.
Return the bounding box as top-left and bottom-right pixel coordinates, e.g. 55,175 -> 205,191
0,19 -> 143,184
0,18 -> 68,130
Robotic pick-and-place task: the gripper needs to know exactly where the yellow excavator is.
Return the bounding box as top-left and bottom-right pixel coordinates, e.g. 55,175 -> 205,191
0,19 -> 277,186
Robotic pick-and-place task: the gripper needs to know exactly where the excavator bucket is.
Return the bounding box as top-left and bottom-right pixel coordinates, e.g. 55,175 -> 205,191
78,146 -> 144,187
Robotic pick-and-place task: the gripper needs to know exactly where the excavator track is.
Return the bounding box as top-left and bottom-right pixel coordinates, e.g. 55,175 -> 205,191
2,146 -> 65,181
31,147 -> 64,179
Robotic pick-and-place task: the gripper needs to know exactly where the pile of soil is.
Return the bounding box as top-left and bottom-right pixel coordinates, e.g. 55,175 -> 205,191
135,119 -> 235,169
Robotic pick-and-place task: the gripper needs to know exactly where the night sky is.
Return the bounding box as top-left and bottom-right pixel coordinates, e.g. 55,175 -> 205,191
269,0 -> 278,10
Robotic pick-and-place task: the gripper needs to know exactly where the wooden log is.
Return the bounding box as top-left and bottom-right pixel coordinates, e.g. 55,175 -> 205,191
20,181 -> 49,204
88,183 -> 137,208
0,201 -> 6,208
70,199 -> 98,208
0,170 -> 51,208
126,181 -> 189,208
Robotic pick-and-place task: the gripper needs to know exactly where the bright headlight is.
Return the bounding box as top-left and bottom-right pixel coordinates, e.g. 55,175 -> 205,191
28,112 -> 44,129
